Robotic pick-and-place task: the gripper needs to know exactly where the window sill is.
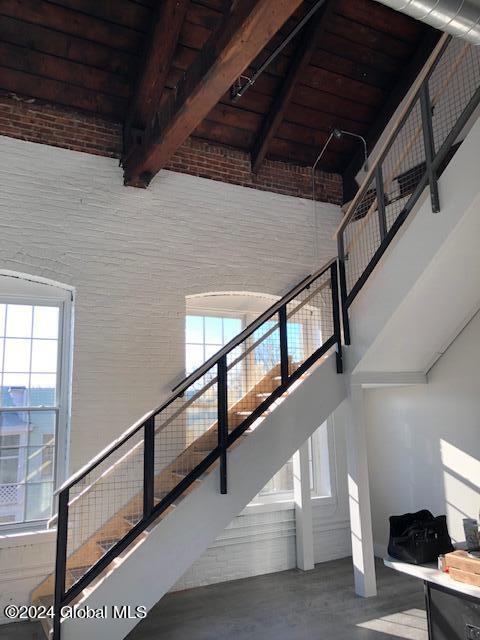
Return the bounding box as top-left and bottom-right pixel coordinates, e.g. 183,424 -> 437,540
311,494 -> 337,507
0,526 -> 56,550
242,494 -> 335,515
242,498 -> 294,515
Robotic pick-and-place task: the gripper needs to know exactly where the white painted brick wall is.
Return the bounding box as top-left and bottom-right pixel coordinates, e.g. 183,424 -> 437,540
173,510 -> 351,592
0,136 -> 340,473
173,413 -> 352,591
0,136 -> 349,618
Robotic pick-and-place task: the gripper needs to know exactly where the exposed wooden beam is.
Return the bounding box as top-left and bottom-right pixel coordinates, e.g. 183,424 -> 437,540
342,27 -> 441,203
127,0 -> 190,131
251,0 -> 335,173
123,0 -> 304,187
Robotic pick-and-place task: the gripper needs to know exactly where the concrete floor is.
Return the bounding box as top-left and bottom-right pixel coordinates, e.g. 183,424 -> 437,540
0,558 -> 427,640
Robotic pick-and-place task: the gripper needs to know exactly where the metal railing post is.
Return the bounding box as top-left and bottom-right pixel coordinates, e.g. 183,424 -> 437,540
279,305 -> 289,386
330,262 -> 343,374
337,234 -> 351,345
420,81 -> 440,213
217,355 -> 228,494
53,488 -> 69,640
375,164 -> 387,240
143,417 -> 155,518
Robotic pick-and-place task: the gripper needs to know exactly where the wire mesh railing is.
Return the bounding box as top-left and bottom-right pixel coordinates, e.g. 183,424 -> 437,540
52,258 -> 341,639
337,35 -> 480,341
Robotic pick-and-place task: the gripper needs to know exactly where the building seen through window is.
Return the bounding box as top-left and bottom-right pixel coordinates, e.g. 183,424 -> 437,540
0,302 -> 62,526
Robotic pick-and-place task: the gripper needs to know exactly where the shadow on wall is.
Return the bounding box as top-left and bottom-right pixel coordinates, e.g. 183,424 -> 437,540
365,310 -> 480,550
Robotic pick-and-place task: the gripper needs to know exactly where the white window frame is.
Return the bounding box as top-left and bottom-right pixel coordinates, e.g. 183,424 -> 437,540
246,419 -> 337,512
244,309 -> 337,509
0,291 -> 73,534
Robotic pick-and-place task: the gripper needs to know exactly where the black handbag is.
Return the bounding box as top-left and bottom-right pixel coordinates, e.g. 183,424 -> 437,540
388,509 -> 454,565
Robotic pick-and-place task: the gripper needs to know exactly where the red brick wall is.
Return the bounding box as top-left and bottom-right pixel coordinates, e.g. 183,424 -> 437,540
168,138 -> 342,204
0,97 -> 342,204
0,97 -> 122,158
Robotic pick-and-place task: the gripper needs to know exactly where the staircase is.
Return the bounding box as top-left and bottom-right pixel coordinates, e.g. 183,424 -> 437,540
34,32 -> 480,640
33,259 -> 344,640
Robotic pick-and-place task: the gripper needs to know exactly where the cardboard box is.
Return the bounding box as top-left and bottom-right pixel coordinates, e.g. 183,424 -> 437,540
445,551 -> 480,587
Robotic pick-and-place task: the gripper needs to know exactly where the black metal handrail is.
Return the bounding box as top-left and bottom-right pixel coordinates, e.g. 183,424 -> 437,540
336,34 -> 480,344
53,258 -> 341,639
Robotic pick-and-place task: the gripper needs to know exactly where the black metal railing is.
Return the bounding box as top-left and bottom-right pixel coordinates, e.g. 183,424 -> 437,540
52,258 -> 341,639
337,34 -> 480,343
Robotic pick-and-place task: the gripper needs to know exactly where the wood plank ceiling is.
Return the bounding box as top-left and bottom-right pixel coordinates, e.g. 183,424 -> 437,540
0,0 -> 438,189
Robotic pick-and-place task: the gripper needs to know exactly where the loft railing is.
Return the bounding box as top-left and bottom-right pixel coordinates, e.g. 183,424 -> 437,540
336,34 -> 480,343
52,258 -> 342,639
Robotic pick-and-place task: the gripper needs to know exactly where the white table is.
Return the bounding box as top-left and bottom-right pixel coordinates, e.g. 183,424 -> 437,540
384,556 -> 480,639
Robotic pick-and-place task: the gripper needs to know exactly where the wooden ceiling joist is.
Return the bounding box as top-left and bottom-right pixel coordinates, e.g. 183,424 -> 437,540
123,0 -> 304,187
250,0 -> 335,174
127,0 -> 190,131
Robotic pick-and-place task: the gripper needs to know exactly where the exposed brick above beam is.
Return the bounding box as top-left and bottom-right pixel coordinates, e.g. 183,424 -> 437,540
0,96 -> 342,204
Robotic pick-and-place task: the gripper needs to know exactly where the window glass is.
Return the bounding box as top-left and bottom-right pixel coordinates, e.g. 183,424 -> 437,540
0,457 -> 19,484
287,322 -> 304,365
204,317 -> 223,345
186,315 -> 203,344
0,301 -> 62,527
5,305 -> 32,338
186,344 -> 203,376
33,306 -> 59,339
186,315 -> 243,375
25,482 -> 53,521
0,305 -> 5,334
223,318 -> 242,343
252,321 -> 280,371
31,340 -> 58,373
3,339 -> 31,372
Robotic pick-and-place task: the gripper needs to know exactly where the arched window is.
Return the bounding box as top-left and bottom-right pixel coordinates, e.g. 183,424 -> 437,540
0,274 -> 72,531
185,292 -> 334,505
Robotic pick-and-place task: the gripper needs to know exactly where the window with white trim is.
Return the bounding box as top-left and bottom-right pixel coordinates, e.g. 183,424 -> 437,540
185,295 -> 335,506
0,290 -> 71,530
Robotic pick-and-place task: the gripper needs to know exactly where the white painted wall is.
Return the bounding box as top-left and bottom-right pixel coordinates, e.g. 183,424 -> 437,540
0,530 -> 55,621
0,136 -> 340,472
0,136 -> 349,621
365,310 -> 480,556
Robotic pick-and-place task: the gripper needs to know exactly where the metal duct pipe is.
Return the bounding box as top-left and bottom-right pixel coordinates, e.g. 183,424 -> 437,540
376,0 -> 480,44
